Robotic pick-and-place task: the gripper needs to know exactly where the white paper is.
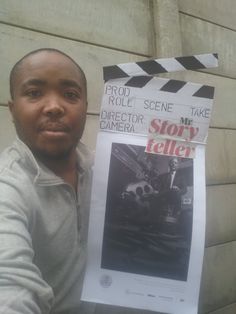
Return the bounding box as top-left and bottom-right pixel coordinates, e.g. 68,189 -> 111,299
82,73 -> 213,313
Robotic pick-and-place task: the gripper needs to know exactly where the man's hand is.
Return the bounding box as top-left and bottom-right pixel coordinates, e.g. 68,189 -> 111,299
171,185 -> 180,192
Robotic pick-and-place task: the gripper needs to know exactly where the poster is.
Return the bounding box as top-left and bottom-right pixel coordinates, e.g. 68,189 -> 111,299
82,54 -> 218,313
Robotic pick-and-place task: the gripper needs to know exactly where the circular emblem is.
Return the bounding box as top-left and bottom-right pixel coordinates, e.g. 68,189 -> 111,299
100,274 -> 112,288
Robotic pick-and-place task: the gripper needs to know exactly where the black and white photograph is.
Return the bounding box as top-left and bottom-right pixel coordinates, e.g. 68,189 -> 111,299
101,143 -> 193,281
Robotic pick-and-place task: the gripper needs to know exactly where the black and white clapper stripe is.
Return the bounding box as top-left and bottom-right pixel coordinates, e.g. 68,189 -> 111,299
122,76 -> 215,99
103,53 -> 218,81
103,53 -> 218,99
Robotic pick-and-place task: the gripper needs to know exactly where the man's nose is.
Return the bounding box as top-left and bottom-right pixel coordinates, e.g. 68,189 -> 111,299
43,96 -> 65,117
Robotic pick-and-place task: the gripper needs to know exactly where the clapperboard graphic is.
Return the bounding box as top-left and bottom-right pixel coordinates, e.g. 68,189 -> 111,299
82,54 -> 218,314
100,53 -> 218,158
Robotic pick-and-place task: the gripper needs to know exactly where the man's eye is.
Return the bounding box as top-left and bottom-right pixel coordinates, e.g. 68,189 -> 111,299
64,91 -> 80,100
26,90 -> 42,98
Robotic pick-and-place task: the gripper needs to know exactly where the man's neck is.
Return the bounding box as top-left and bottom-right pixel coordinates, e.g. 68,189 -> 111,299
37,152 -> 78,191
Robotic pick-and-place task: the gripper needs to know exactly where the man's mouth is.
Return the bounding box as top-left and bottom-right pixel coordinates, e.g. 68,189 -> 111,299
39,123 -> 70,132
38,123 -> 70,137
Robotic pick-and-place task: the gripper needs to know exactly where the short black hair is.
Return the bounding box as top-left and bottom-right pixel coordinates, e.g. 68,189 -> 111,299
9,48 -> 87,99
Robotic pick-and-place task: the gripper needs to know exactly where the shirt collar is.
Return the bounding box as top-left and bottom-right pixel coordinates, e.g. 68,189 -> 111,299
13,138 -> 92,186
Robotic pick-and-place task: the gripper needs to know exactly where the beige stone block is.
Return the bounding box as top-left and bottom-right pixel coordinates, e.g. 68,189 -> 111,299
179,0 -> 236,31
0,0 -> 153,56
206,303 -> 236,314
206,129 -> 236,184
153,0 -> 182,58
199,242 -> 236,313
206,184 -> 236,246
0,105 -> 15,152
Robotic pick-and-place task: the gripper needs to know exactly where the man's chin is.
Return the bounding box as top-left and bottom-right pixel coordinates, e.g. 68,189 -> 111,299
32,145 -> 76,161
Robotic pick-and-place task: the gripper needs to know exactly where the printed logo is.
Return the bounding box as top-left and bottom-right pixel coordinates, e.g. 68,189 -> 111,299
100,274 -> 112,288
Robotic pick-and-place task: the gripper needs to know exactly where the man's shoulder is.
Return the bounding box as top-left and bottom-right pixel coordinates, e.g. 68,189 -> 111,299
0,141 -> 35,184
0,143 -> 21,174
77,141 -> 94,171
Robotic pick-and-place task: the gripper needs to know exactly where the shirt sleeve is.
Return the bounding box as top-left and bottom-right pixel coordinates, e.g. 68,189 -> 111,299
0,180 -> 54,314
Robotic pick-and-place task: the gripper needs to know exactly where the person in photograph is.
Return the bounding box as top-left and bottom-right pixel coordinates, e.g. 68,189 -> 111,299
155,157 -> 187,219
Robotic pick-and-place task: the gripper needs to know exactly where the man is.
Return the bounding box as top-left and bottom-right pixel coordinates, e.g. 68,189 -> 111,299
0,48 -> 93,313
152,157 -> 187,232
164,157 -> 187,194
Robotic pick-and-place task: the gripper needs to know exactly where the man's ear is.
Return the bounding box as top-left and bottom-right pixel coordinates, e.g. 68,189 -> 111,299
8,100 -> 14,113
8,100 -> 15,122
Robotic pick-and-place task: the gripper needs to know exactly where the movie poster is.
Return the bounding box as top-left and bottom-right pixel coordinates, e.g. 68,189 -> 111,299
82,54 -> 217,313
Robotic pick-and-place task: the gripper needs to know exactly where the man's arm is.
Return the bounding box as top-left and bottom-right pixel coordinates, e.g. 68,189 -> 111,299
172,171 -> 187,195
0,181 -> 54,314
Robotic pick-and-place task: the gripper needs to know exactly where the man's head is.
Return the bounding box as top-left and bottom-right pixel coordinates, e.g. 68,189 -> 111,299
9,48 -> 88,161
169,157 -> 178,172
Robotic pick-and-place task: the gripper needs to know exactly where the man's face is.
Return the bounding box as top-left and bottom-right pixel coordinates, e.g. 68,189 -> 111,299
169,158 -> 178,172
9,51 -> 87,160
